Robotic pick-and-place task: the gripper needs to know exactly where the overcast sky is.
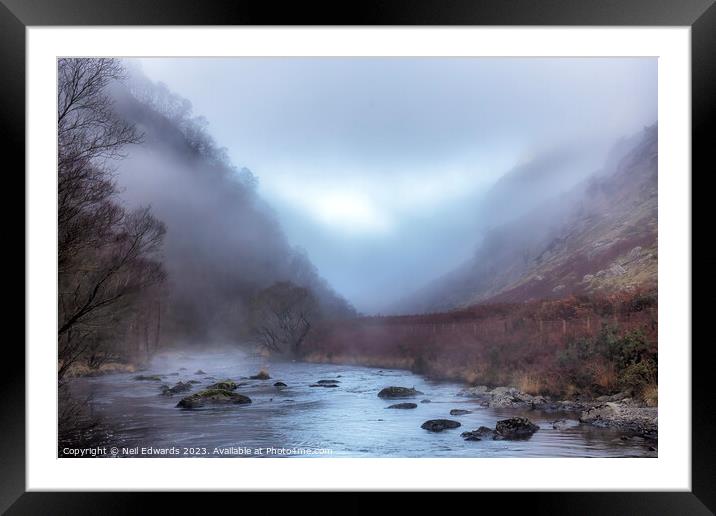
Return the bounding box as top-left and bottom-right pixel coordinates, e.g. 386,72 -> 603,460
134,57 -> 657,313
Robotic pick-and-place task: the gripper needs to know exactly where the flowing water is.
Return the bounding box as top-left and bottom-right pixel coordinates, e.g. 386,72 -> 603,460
64,349 -> 655,458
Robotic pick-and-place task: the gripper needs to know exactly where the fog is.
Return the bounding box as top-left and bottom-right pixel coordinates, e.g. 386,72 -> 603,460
128,57 -> 656,314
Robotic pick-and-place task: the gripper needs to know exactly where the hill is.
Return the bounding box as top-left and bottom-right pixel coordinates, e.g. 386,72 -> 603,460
401,124 -> 657,313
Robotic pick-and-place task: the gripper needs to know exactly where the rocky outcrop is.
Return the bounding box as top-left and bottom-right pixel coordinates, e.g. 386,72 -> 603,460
378,387 -> 423,399
387,402 -> 418,409
488,387 -> 547,408
421,419 -> 461,432
579,401 -> 657,435
456,386 -> 547,408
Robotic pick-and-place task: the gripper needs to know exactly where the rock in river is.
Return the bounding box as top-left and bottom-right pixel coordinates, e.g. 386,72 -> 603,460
316,379 -> 340,385
249,370 -> 271,380
310,383 -> 339,388
160,381 -> 193,396
176,389 -> 252,409
387,403 -> 417,409
494,417 -> 540,439
461,426 -> 497,441
206,379 -> 238,391
274,381 -> 287,388
421,419 -> 461,432
462,417 -> 539,441
133,375 -> 162,381
450,409 -> 472,416
378,386 -> 423,399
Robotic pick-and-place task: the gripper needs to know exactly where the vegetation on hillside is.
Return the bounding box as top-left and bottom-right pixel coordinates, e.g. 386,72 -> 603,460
303,291 -> 657,403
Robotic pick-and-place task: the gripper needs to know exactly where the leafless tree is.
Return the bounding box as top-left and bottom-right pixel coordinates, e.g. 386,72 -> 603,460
57,58 -> 165,380
250,281 -> 318,356
58,58 -> 141,168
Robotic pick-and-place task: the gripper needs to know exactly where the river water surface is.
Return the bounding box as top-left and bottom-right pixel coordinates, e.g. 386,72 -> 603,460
66,349 -> 655,458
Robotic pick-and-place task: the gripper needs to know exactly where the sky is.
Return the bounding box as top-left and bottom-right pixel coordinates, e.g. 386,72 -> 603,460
134,57 -> 657,313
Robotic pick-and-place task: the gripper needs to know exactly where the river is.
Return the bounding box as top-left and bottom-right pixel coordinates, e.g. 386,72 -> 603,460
64,348 -> 655,458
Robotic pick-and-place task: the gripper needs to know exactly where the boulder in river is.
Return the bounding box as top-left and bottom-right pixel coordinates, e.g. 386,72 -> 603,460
462,417 -> 539,441
195,369 -> 206,375
494,417 -> 540,439
160,381 -> 193,396
310,383 -> 339,388
249,370 -> 271,380
420,399 -> 432,404
133,374 -> 162,381
378,386 -> 423,399
316,379 -> 340,385
273,381 -> 287,388
206,379 -> 238,391
421,419 -> 461,432
461,426 -> 497,441
176,389 -> 252,409
450,409 -> 472,416
387,402 -> 417,409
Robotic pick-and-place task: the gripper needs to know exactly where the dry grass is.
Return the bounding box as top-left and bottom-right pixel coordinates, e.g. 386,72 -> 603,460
515,374 -> 544,396
642,383 -> 658,407
301,292 -> 657,401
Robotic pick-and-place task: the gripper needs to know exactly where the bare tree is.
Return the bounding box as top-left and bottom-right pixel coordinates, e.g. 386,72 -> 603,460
57,59 -> 166,380
250,281 -> 318,356
58,58 -> 140,168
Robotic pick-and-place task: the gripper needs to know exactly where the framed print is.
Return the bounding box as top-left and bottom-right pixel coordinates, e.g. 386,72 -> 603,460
5,0 -> 715,512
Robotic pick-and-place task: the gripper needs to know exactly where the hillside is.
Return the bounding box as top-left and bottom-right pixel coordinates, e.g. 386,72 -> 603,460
401,124 -> 657,313
110,73 -> 356,341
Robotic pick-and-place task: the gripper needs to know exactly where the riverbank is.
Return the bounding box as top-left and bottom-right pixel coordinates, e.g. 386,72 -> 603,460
60,349 -> 656,457
302,353 -> 657,439
302,294 -> 658,406
62,361 -> 139,378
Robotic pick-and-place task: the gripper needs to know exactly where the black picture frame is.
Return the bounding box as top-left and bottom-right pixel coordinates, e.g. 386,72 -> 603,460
5,0 -> 714,512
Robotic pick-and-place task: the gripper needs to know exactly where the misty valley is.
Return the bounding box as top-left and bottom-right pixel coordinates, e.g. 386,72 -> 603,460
58,58 -> 658,458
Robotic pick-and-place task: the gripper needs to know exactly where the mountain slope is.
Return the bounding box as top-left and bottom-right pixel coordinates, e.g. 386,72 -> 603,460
110,72 -> 356,341
402,124 -> 657,313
